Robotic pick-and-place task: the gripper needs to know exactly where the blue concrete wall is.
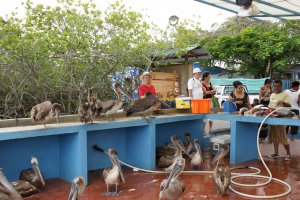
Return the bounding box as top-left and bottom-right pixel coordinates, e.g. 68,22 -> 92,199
87,128 -> 127,171
0,135 -> 60,181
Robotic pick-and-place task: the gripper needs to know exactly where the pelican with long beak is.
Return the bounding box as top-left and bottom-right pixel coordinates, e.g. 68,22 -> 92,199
213,144 -> 231,196
0,168 -> 23,200
159,158 -> 185,200
68,177 -> 85,200
31,101 -> 62,127
183,132 -> 193,155
102,148 -> 125,196
158,135 -> 190,172
19,157 -> 45,188
190,139 -> 203,170
101,83 -> 128,121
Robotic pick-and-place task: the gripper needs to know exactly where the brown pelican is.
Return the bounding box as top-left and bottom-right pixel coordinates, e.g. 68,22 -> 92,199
0,169 -> 22,200
100,83 -> 130,120
157,133 -> 192,161
125,92 -> 163,119
0,170 -> 39,200
213,144 -> 231,196
68,177 -> 85,200
78,102 -> 94,124
31,101 -> 62,126
190,139 -> 203,170
19,157 -> 45,189
159,158 -> 185,200
102,148 -> 125,196
183,132 -> 193,155
90,96 -> 115,117
158,135 -> 189,171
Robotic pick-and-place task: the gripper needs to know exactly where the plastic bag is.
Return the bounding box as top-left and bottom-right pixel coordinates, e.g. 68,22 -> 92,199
213,96 -> 220,108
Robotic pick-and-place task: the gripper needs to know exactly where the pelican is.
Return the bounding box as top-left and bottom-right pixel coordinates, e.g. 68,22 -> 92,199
0,168 -> 22,200
19,157 -> 45,189
78,102 -> 94,124
190,139 -> 203,170
125,92 -> 163,119
31,101 -> 62,126
158,135 -> 189,172
213,144 -> 231,196
102,148 -> 125,196
157,133 -> 192,159
100,83 -> 130,120
68,177 -> 85,200
183,132 -> 193,155
159,158 -> 185,200
90,96 -> 115,117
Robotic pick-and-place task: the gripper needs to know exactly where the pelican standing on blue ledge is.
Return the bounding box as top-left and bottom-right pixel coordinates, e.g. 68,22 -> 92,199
31,101 -> 62,127
0,168 -> 23,200
159,158 -> 185,200
102,148 -> 125,196
68,176 -> 85,200
19,157 -> 45,189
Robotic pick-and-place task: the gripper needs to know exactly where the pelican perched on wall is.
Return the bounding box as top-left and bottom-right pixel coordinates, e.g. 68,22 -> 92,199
190,139 -> 203,170
31,101 -> 62,126
158,135 -> 189,172
125,92 -> 163,119
78,102 -> 94,124
213,144 -> 231,196
100,83 -> 131,120
159,158 -> 185,200
102,148 -> 125,196
0,168 -> 23,200
68,177 -> 85,200
19,157 -> 45,189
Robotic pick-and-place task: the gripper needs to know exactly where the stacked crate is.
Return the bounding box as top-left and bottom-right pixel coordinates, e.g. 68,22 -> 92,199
151,72 -> 180,98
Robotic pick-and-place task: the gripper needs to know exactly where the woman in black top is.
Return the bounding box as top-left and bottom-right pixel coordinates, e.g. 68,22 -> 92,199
202,72 -> 216,132
228,81 -> 251,111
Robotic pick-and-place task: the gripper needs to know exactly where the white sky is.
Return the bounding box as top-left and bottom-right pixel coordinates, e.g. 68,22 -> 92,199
0,0 -> 235,30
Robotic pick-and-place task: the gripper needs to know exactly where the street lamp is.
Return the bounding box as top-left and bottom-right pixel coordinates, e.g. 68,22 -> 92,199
168,15 -> 179,26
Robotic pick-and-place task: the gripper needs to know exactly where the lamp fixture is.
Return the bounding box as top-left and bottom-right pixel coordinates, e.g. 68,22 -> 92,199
168,15 -> 179,26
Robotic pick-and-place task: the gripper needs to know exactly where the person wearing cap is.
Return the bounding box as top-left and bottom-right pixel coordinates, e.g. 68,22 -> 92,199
139,71 -> 156,98
187,68 -> 203,99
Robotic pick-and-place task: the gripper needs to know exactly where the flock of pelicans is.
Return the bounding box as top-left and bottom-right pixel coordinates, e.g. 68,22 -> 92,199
0,157 -> 84,199
0,85 -> 238,199
30,83 -> 171,127
0,135 -> 232,200
92,134 -> 233,200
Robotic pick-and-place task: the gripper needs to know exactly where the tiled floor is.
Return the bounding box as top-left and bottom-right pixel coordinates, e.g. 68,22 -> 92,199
24,138 -> 300,200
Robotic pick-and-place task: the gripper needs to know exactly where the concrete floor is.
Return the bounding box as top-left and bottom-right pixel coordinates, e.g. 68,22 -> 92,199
24,137 -> 300,200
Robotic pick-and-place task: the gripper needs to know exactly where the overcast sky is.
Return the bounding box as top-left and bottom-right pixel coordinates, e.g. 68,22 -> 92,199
0,0 -> 235,30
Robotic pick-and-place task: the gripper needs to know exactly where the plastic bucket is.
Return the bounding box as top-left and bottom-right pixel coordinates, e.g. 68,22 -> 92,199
223,101 -> 237,113
191,99 -> 210,114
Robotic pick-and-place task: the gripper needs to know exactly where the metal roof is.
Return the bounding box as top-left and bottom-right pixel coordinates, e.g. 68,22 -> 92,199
194,0 -> 300,21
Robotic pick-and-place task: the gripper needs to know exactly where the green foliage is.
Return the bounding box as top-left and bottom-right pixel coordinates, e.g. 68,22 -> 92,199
0,0 -> 154,118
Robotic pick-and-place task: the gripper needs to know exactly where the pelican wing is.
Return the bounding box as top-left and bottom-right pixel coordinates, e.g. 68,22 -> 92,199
31,101 -> 50,121
125,98 -> 156,116
100,100 -> 116,113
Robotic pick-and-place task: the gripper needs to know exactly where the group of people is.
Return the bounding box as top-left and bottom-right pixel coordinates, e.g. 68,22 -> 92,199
137,69 -> 300,161
187,68 -> 300,161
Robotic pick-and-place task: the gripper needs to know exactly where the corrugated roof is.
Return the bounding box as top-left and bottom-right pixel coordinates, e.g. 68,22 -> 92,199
153,45 -> 212,63
194,0 -> 300,21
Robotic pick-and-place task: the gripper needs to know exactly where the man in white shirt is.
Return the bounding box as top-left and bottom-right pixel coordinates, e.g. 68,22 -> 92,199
187,68 -> 203,99
285,81 -> 300,141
